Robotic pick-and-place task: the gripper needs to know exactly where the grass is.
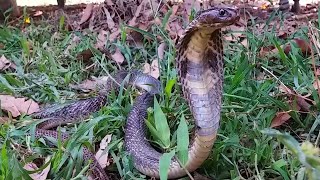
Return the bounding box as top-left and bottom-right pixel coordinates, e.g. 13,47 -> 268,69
1,5 -> 320,180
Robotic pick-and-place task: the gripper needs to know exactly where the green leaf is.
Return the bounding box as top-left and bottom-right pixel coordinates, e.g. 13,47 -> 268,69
154,97 -> 171,148
145,119 -> 163,145
20,37 -> 30,57
159,150 -> 175,180
272,159 -> 290,180
1,141 -> 8,177
177,114 -> 189,166
165,78 -> 176,98
59,15 -> 65,31
161,8 -> 172,29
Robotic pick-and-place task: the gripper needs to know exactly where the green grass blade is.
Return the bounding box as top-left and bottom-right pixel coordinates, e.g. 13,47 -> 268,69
159,150 -> 175,180
153,97 -> 170,148
176,114 -> 189,166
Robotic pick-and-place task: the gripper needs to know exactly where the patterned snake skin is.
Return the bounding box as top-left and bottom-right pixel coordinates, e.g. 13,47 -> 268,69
29,5 -> 240,179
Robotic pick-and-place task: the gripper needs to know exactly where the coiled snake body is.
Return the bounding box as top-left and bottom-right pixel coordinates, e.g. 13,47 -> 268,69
30,5 -> 239,179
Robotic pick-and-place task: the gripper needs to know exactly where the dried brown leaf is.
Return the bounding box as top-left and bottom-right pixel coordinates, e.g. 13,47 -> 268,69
271,112 -> 291,128
157,43 -> 166,60
111,48 -> 124,64
284,38 -> 311,56
143,63 -> 151,74
316,69 -> 320,76
296,96 -> 311,112
241,39 -> 248,47
313,79 -> 320,90
128,0 -> 147,26
103,7 -> 115,29
279,84 -> 294,94
96,30 -> 108,49
95,134 -> 112,168
0,55 -> 16,71
76,49 -> 93,63
109,29 -> 120,42
23,157 -> 51,180
170,5 -> 179,21
271,103 -> 301,128
70,76 -> 109,92
79,3 -> 94,25
0,117 -> 10,124
0,95 -> 39,117
143,60 -> 160,79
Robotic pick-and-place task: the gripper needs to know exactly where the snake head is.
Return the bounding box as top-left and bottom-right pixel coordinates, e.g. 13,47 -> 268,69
194,5 -> 240,28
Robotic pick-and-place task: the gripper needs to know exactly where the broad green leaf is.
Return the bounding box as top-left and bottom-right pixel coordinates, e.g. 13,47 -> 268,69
159,150 -> 175,180
145,119 -> 163,145
165,78 -> 176,98
177,114 -> 189,166
154,97 -> 170,148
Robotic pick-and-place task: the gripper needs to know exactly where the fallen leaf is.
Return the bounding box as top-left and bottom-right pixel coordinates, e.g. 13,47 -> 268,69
109,29 -> 120,42
70,76 -> 110,92
0,55 -> 16,71
270,111 -> 292,128
316,68 -> 320,76
33,11 -> 43,17
283,38 -> 311,56
23,156 -> 51,180
143,63 -> 151,74
102,7 -> 115,29
279,84 -> 294,94
95,134 -> 112,168
128,0 -> 147,26
127,30 -> 144,47
95,30 -> 108,49
157,42 -> 166,60
143,59 -> 160,79
313,79 -> 320,90
241,39 -> 248,47
105,0 -> 114,6
271,103 -> 301,128
79,3 -> 94,25
111,48 -> 124,64
296,96 -> 311,112
0,95 -> 40,117
0,117 -> 10,124
76,49 -> 93,63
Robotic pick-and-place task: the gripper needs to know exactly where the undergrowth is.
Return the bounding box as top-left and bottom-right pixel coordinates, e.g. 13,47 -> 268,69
1,6 -> 320,180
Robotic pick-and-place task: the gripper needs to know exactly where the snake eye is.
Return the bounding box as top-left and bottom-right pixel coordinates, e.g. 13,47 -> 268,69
219,9 -> 226,16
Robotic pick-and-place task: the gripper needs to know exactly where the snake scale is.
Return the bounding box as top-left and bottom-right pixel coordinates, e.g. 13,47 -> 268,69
29,5 -> 239,179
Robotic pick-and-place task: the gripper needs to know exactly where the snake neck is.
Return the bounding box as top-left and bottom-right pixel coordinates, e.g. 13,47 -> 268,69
177,28 -> 224,136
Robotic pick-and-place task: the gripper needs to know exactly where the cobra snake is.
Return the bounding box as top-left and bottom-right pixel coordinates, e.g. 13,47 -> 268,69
29,5 -> 239,179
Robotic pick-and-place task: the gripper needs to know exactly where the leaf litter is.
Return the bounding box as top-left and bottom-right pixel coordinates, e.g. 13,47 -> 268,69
0,95 -> 40,117
0,55 -> 16,71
